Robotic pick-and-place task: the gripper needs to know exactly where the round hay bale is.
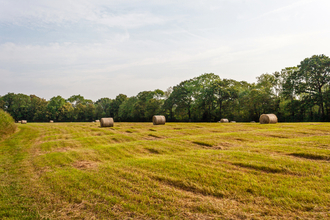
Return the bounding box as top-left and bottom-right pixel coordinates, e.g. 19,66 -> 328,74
259,114 -> 278,124
100,118 -> 114,127
49,120 -> 54,123
153,115 -> 166,125
21,120 -> 27,124
18,121 -> 21,123
220,118 -> 229,123
230,121 -> 236,123
95,120 -> 100,123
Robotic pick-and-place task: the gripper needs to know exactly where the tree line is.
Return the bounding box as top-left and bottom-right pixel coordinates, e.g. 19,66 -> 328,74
1,54 -> 330,122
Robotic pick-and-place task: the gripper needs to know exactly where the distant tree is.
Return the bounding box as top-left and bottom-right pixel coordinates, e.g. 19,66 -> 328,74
95,98 -> 112,118
1,54 -> 330,123
296,54 -> 330,121
167,80 -> 194,121
47,96 -> 66,121
110,94 -> 128,121
58,102 -> 74,122
85,103 -> 96,122
118,97 -> 138,121
145,90 -> 165,120
279,67 -> 300,121
29,95 -> 48,122
67,94 -> 86,107
74,103 -> 87,122
0,93 -> 15,112
192,73 -> 220,121
212,78 -> 238,121
8,94 -> 31,121
133,91 -> 154,121
164,87 -> 173,99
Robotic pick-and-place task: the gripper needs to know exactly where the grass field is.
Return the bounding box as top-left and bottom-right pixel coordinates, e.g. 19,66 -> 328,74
0,122 -> 330,219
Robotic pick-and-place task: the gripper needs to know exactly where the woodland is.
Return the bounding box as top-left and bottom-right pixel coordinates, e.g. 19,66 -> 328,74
1,54 -> 330,122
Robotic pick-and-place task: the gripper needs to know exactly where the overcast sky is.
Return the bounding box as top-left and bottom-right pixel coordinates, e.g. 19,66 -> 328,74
1,0 -> 329,101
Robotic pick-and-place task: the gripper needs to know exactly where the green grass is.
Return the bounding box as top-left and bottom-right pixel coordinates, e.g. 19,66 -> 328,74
1,122 -> 330,219
0,109 -> 17,140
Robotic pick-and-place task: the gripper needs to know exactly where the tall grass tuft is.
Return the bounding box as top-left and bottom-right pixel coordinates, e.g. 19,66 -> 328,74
0,109 -> 17,139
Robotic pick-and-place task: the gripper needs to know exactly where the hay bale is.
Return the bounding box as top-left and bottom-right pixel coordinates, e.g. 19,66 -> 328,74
259,114 -> 278,124
250,121 -> 256,123
18,121 -> 21,123
220,118 -> 229,123
21,120 -> 27,124
153,115 -> 166,125
230,121 -> 236,123
95,120 -> 100,123
100,118 -> 114,127
50,120 -> 54,123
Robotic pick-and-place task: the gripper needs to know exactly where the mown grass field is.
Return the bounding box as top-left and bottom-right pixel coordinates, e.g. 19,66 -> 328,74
1,122 -> 330,219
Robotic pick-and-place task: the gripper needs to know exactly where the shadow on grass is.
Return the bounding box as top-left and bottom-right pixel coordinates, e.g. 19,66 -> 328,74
232,162 -> 287,174
289,152 -> 330,161
192,141 -> 213,147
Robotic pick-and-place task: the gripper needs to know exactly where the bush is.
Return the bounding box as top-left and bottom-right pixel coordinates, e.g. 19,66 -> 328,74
0,109 -> 17,139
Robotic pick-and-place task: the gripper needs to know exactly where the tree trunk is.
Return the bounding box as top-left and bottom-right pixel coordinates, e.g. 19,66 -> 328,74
219,100 -> 222,120
291,98 -> 295,121
188,105 -> 191,121
319,87 -> 325,121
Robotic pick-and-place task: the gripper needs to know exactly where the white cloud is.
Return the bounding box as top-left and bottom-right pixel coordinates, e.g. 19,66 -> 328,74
1,0 -> 330,100
0,0 -> 167,29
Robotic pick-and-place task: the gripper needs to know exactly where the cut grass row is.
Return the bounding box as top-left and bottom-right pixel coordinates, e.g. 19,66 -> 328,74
0,122 -> 330,219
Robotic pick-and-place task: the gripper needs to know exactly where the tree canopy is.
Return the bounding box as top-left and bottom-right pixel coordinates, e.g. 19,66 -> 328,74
1,54 -> 330,122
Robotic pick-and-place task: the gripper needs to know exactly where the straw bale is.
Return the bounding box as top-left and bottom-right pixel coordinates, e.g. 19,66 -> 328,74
21,120 -> 27,124
100,118 -> 114,127
95,120 -> 100,123
230,121 -> 236,123
153,115 -> 166,125
50,120 -> 54,123
220,118 -> 229,123
259,114 -> 278,124
18,121 -> 21,123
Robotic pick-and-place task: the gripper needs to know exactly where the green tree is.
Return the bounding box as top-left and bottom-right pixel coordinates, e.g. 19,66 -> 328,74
192,73 -> 220,121
95,98 -> 112,118
212,78 -> 239,121
133,91 -> 154,121
58,102 -> 74,122
29,95 -> 48,122
118,97 -> 138,121
110,94 -> 128,121
0,93 -> 15,113
279,67 -> 300,121
167,80 -> 194,121
0,93 -> 31,120
47,96 -> 66,121
85,103 -> 96,121
296,54 -> 330,121
145,90 -> 165,120
74,103 -> 87,122
67,94 -> 86,107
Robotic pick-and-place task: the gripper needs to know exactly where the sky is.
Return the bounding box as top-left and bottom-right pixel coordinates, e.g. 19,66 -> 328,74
1,0 -> 330,101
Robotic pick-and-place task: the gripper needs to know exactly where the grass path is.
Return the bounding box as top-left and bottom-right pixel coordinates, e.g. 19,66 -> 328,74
1,122 -> 330,219
0,126 -> 40,219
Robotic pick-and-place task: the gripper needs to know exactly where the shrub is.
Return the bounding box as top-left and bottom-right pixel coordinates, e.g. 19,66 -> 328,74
0,109 -> 17,139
